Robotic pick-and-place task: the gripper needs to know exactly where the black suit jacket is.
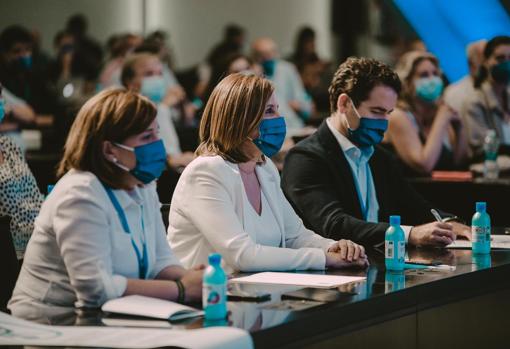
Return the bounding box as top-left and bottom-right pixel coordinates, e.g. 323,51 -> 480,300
281,120 -> 436,246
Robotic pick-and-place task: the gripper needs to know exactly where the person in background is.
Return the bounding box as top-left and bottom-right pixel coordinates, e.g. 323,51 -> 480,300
288,26 -> 317,68
252,37 -> 313,135
444,40 -> 487,113
462,36 -> 510,153
100,33 -> 142,88
384,51 -> 469,175
168,73 -> 368,273
8,89 -> 203,319
207,24 -> 246,73
0,85 -> 43,260
202,52 -> 259,107
121,53 -> 194,170
0,25 -> 56,125
282,57 -> 470,247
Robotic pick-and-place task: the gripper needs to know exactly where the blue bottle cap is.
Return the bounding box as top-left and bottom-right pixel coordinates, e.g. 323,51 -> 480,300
208,253 -> 222,265
476,202 -> 486,213
389,215 -> 401,226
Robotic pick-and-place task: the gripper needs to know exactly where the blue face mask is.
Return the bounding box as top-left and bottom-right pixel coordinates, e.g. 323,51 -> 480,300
491,60 -> 510,84
415,76 -> 444,102
0,99 -> 5,123
252,116 -> 286,157
140,76 -> 166,104
113,139 -> 167,184
261,59 -> 276,77
347,101 -> 388,148
20,55 -> 32,70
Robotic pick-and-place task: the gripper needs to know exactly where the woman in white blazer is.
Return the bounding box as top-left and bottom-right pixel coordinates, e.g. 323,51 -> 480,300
168,73 -> 369,273
9,90 -> 202,320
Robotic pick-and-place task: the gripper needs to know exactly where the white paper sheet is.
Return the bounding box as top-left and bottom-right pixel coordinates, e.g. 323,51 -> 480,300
101,295 -> 203,321
230,272 -> 366,288
0,312 -> 253,349
447,235 -> 510,249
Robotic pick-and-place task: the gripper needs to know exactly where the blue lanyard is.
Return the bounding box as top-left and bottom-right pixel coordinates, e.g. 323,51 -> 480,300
102,184 -> 148,279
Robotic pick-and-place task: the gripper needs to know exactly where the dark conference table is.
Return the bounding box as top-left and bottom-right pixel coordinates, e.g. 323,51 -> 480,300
9,240 -> 510,349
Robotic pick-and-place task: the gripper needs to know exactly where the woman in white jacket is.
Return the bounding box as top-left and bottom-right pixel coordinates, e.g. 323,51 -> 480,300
168,73 -> 368,272
9,90 -> 203,319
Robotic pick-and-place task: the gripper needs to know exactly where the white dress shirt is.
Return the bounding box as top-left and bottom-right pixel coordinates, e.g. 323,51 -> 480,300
156,104 -> 183,157
167,155 -> 335,273
326,118 -> 412,240
9,170 -> 180,317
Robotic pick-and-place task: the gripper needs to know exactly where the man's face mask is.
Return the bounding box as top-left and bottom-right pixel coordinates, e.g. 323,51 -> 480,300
261,59 -> 276,78
140,76 -> 166,104
415,76 -> 444,102
346,99 -> 388,148
490,60 -> 510,84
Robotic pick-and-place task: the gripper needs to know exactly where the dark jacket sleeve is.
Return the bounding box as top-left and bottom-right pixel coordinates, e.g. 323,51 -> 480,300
281,147 -> 388,246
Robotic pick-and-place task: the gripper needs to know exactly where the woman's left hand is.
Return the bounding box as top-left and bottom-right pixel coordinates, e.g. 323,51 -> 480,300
328,239 -> 366,262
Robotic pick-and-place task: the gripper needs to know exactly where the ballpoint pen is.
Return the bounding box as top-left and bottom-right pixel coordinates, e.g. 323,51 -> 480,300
430,209 -> 444,222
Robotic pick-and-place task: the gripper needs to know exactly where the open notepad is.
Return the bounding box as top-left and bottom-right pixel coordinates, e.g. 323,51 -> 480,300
230,272 -> 366,289
101,295 -> 204,321
447,235 -> 510,249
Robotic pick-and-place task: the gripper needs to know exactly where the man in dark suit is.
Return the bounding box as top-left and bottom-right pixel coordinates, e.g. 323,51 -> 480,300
282,57 -> 470,247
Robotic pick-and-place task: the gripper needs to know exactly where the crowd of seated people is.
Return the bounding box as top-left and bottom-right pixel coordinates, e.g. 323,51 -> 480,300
1,12 -> 509,317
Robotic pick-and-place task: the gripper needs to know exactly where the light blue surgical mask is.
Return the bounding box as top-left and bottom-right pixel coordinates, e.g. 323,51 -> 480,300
140,76 -> 166,104
0,99 -> 5,123
112,139 -> 167,184
252,116 -> 286,157
20,55 -> 32,70
347,100 -> 388,148
261,59 -> 276,78
415,76 -> 443,102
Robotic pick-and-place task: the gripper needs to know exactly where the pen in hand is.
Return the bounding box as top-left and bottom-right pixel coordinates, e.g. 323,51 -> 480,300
430,209 -> 444,223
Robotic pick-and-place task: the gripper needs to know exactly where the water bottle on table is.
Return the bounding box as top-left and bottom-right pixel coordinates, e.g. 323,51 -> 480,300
483,129 -> 499,180
385,215 -> 406,271
203,253 -> 227,321
471,202 -> 491,254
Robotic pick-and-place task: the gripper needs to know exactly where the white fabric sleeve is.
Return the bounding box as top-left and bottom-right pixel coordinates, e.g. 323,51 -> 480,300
157,104 -> 182,156
402,225 -> 413,243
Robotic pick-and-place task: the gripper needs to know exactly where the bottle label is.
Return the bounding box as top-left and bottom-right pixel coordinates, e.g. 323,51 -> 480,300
472,226 -> 490,243
398,241 -> 406,262
385,241 -> 394,259
203,283 -> 226,308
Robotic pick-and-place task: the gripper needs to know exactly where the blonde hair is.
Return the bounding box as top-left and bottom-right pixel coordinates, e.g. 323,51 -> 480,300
196,73 -> 274,163
57,89 -> 157,189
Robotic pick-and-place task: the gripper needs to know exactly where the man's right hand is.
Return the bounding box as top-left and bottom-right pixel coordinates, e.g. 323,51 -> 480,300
409,222 -> 456,247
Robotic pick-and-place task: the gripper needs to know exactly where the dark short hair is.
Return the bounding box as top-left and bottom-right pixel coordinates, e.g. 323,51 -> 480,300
328,57 -> 401,113
483,35 -> 510,59
0,25 -> 33,53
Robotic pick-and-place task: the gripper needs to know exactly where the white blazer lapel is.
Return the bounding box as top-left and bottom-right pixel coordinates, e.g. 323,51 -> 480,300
256,163 -> 286,247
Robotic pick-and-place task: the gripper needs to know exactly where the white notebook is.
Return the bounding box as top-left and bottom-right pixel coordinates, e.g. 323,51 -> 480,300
230,272 -> 366,289
102,295 -> 204,321
447,235 -> 510,249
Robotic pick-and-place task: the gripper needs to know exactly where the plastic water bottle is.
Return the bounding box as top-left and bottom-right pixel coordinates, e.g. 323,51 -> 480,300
483,129 -> 499,180
385,270 -> 405,293
385,215 -> 406,271
471,202 -> 491,254
203,253 -> 227,320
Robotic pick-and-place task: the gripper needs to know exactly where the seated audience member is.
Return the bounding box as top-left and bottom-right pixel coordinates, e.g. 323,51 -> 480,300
384,51 -> 469,175
0,86 -> 43,260
252,38 -> 312,135
167,73 -> 368,273
0,25 -> 57,124
203,53 -> 259,106
444,40 -> 486,113
281,57 -> 470,247
462,36 -> 510,153
0,84 -> 36,149
8,90 -> 203,319
121,53 -> 194,169
100,33 -> 142,88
